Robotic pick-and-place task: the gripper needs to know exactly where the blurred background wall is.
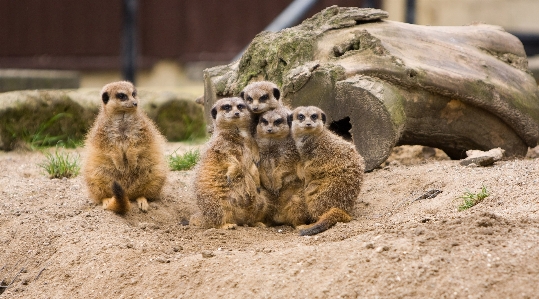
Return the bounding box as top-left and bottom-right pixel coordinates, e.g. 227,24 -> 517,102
0,0 -> 537,91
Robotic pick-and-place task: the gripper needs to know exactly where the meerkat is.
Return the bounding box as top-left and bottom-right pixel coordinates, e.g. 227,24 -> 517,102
240,81 -> 283,115
256,107 -> 309,227
240,80 -> 285,161
190,97 -> 267,229
289,106 -> 365,236
82,81 -> 168,214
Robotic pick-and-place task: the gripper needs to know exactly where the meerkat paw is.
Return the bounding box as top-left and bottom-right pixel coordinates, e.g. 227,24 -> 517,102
254,222 -> 267,228
136,197 -> 149,212
189,213 -> 203,227
102,197 -> 114,210
220,223 -> 237,230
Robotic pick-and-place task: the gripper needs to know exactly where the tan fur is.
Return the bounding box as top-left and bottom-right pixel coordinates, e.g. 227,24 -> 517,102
82,81 -> 168,214
240,81 -> 283,114
290,106 -> 365,236
191,97 -> 267,229
256,108 -> 309,227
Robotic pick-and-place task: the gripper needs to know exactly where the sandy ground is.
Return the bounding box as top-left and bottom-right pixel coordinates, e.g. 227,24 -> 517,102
0,143 -> 538,299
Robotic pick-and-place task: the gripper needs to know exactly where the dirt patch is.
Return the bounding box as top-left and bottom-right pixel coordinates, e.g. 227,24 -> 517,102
1,144 -> 538,298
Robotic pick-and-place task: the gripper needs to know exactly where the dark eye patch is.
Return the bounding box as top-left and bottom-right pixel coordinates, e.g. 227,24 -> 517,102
246,96 -> 253,103
237,104 -> 245,110
221,104 -> 232,111
116,93 -> 128,101
132,90 -> 137,97
298,114 -> 305,121
259,94 -> 268,102
274,118 -> 283,126
311,114 -> 318,121
260,118 -> 269,125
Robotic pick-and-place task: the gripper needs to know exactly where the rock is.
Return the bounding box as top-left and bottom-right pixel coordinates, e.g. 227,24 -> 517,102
460,147 -> 504,166
460,156 -> 495,167
203,6 -> 539,171
466,148 -> 505,161
375,246 -> 390,253
0,69 -> 80,92
0,88 -> 206,151
201,250 -> 215,258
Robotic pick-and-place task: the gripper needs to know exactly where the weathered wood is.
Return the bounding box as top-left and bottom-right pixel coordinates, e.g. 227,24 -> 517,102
203,6 -> 539,171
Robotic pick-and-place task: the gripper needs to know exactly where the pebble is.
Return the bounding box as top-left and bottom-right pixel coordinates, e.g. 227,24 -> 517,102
201,250 -> 215,258
375,246 -> 390,253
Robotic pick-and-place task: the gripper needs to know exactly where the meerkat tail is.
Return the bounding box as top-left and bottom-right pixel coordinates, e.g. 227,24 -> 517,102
108,181 -> 131,214
299,207 -> 352,236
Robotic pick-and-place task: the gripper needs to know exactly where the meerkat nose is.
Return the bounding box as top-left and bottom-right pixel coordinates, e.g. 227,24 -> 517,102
252,107 -> 259,111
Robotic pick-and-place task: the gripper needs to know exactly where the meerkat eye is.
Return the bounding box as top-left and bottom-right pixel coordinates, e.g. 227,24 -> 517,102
221,104 -> 232,111
132,91 -> 137,97
311,114 -> 318,121
237,104 -> 245,110
246,96 -> 253,103
116,93 -> 128,101
274,118 -> 283,126
260,118 -> 269,125
298,114 -> 305,121
259,94 -> 268,102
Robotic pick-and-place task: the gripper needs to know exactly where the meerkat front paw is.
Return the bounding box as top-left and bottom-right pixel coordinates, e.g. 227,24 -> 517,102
136,197 -> 149,212
102,197 -> 113,210
220,223 -> 237,230
254,222 -> 267,228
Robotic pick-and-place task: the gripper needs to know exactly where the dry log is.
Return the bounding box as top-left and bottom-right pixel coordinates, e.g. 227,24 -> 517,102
203,6 -> 539,171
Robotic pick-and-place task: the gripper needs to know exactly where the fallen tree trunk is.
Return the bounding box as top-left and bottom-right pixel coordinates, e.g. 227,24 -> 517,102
203,6 -> 539,171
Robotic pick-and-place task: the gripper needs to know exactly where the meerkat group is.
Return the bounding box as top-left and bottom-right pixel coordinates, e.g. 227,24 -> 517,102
192,80 -> 365,235
82,80 -> 364,236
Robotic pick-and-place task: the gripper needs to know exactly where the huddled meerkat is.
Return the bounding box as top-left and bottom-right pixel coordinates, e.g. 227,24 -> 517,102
256,107 -> 309,227
289,106 -> 365,236
240,80 -> 285,162
82,81 -> 168,214
240,81 -> 283,115
190,97 -> 267,229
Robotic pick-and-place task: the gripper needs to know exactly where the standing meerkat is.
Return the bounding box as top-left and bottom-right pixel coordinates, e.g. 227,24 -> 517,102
82,81 -> 168,214
290,106 -> 365,236
191,97 -> 267,229
256,107 -> 309,227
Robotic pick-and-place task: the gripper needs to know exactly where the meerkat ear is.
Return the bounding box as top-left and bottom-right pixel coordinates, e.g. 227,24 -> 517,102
211,106 -> 218,119
102,92 -> 110,104
240,91 -> 245,100
273,88 -> 280,100
287,114 -> 293,127
321,113 -> 326,124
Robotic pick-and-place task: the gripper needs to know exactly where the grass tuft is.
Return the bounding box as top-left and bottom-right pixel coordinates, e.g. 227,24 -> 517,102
15,113 -> 82,150
38,147 -> 81,179
168,149 -> 200,171
458,185 -> 489,211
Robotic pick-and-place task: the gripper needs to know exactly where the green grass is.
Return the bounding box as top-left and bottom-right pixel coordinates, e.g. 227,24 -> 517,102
168,148 -> 200,171
38,147 -> 81,179
16,113 -> 82,150
458,185 -> 490,211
